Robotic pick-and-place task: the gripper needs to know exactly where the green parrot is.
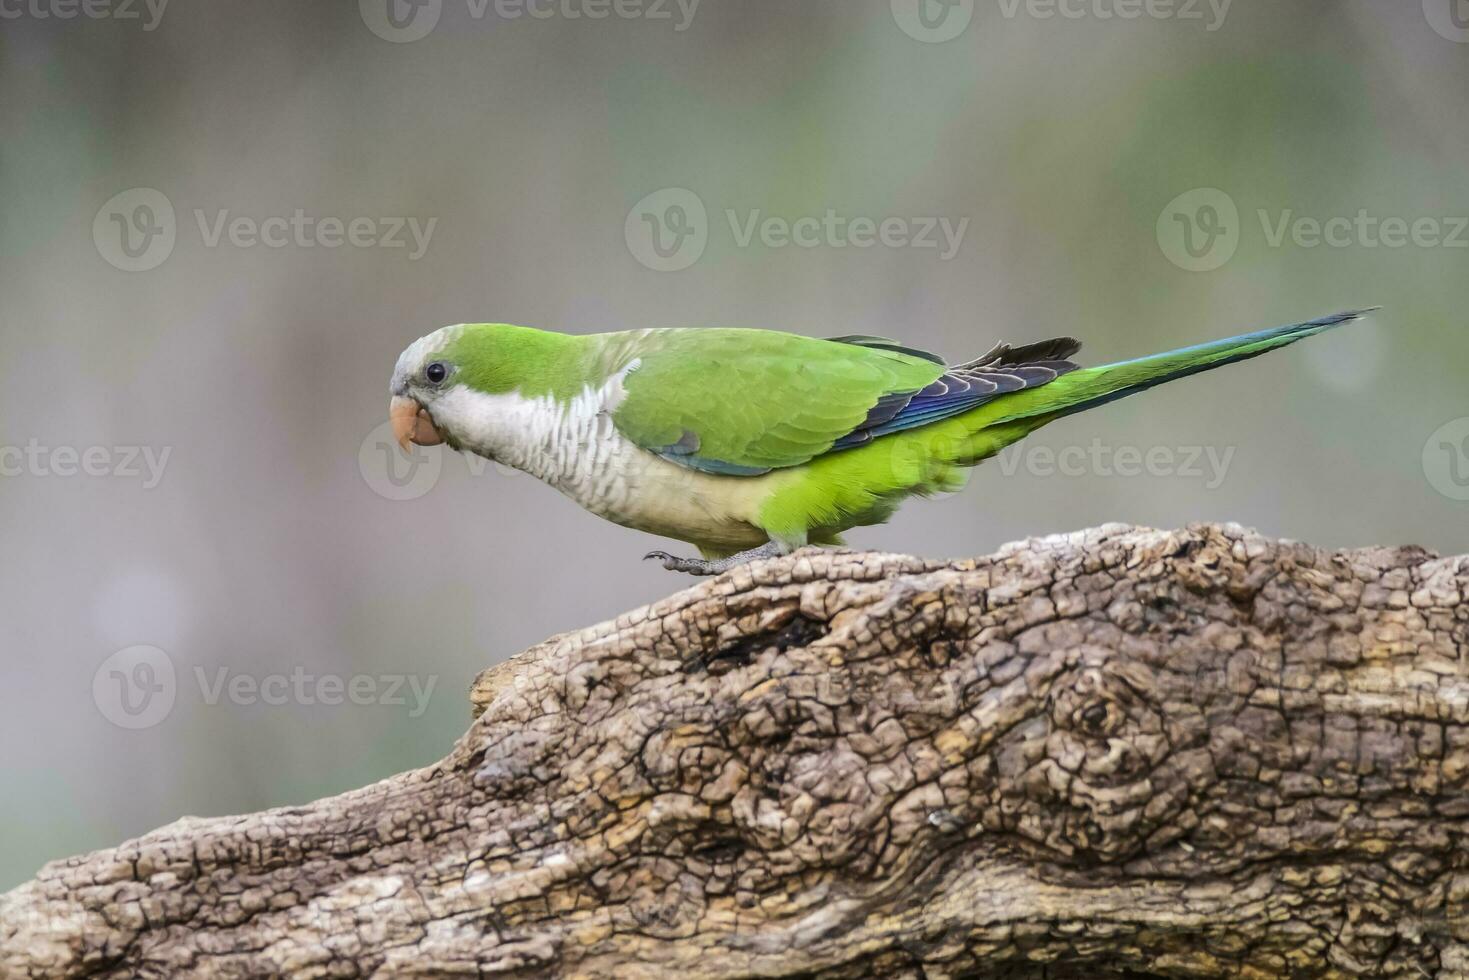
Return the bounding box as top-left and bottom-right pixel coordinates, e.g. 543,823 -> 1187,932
389,309 -> 1371,574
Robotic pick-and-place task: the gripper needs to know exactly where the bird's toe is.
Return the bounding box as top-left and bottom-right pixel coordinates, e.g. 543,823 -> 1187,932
642,550 -> 685,571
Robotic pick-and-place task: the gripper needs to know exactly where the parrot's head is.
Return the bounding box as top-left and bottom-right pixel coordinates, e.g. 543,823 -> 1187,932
389,324 -> 462,453
389,323 -> 558,457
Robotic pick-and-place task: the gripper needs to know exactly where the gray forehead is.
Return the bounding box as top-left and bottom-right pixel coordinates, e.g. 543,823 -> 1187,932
390,326 -> 460,392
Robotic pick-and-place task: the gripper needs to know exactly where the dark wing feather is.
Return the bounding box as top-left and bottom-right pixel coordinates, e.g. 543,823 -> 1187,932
957,336 -> 1082,370
829,338 -> 1082,450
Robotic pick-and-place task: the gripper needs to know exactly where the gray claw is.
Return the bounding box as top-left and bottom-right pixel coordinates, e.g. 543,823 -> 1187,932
643,551 -> 680,571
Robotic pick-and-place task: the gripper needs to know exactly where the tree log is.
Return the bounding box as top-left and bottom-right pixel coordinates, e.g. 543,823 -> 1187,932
5,523 -> 1469,979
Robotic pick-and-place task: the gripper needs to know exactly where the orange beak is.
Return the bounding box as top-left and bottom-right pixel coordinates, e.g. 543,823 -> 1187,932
390,395 -> 445,453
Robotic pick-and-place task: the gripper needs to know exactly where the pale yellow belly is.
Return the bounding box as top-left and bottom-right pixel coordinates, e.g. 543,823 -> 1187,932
547,434 -> 775,551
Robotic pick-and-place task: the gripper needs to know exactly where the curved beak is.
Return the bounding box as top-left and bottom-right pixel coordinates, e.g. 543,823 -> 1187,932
390,395 -> 445,453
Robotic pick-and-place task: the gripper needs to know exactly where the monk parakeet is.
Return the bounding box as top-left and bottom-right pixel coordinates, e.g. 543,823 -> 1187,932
390,309 -> 1370,574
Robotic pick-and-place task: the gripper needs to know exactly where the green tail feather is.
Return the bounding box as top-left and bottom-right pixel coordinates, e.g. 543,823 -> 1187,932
985,309 -> 1375,429
938,308 -> 1376,468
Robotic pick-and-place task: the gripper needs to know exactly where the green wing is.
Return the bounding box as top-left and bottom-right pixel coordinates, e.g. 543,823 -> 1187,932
611,328 -> 947,475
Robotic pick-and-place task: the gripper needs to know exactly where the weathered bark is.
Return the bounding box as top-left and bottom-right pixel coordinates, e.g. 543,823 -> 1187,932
5,523 -> 1469,979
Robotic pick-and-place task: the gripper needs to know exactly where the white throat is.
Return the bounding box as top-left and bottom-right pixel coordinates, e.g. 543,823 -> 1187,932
429,366 -> 637,507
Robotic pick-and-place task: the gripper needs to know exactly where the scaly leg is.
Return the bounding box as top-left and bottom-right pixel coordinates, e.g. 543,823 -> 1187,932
643,540 -> 790,576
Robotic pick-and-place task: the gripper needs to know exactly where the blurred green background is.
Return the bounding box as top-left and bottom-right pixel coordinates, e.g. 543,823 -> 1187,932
1,0 -> 1466,890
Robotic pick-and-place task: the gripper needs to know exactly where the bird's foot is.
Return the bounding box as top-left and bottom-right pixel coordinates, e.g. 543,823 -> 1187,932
643,541 -> 788,576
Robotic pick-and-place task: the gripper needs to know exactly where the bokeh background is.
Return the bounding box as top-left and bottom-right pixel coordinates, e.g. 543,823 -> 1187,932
2,0 -> 1466,890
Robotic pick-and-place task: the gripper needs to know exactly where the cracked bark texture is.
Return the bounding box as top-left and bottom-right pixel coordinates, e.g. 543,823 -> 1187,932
5,523 -> 1469,979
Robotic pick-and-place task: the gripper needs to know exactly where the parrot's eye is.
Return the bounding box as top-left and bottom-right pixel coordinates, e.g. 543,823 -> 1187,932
424,362 -> 449,385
